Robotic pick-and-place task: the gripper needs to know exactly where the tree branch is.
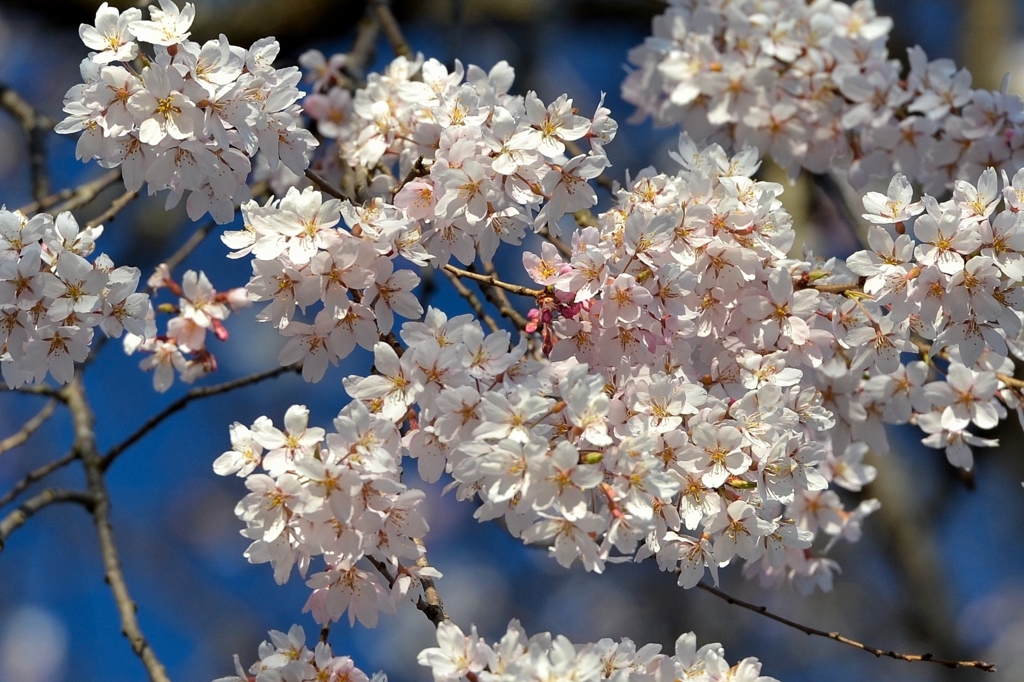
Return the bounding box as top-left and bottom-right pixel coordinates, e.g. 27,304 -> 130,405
0,398 -> 58,457
305,168 -> 348,200
101,363 -> 302,471
366,548 -> 449,628
0,83 -> 52,203
696,582 -> 996,672
63,375 -> 171,682
0,487 -> 94,553
0,450 -> 77,510
442,266 -> 501,333
0,383 -> 63,397
475,262 -> 530,330
156,180 -> 270,281
372,0 -> 413,59
443,264 -> 544,297
85,187 -> 139,229
17,169 -> 122,216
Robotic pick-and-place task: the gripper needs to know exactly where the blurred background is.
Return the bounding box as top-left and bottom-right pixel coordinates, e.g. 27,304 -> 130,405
0,1 -> 1023,681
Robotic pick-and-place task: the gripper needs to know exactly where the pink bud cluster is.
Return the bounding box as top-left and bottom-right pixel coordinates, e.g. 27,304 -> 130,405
57,0 -> 317,223
0,209 -> 151,387
301,53 -> 617,262
125,267 -> 249,392
623,0 -> 1024,192
418,621 -> 777,682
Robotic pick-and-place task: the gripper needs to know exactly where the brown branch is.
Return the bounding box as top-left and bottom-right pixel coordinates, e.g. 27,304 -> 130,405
85,187 -> 139,229
157,180 -> 270,282
18,169 -> 122,216
372,0 -> 413,59
0,487 -> 95,553
344,13 -> 381,82
63,375 -> 171,682
805,280 -> 864,295
911,338 -> 1024,391
305,168 -> 348,200
0,383 -> 63,397
0,450 -> 77,510
366,543 -> 448,628
696,582 -> 996,672
443,264 -> 544,297
0,83 -> 52,203
413,539 -> 447,626
443,267 -> 501,333
0,399 -> 58,457
100,363 -> 302,471
475,262 -> 530,331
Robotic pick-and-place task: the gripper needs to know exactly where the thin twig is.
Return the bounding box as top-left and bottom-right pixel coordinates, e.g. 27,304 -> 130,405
0,450 -> 77,510
18,169 -> 122,216
442,266 -> 501,333
63,376 -> 171,682
0,383 -> 63,397
476,262 -> 530,330
696,582 -> 997,672
85,187 -> 139,229
101,363 -> 302,471
158,179 -> 269,280
372,0 -> 414,59
413,539 -> 447,626
0,83 -> 52,203
0,399 -> 58,457
305,168 -> 348,200
443,264 -> 544,297
803,280 -> 864,295
344,13 -> 381,82
366,546 -> 448,627
0,487 -> 95,553
910,338 -> 1024,391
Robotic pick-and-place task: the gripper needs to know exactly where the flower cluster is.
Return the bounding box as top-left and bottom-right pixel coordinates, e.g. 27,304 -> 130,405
845,169 -> 1024,469
221,185 -> 425,381
57,0 -> 317,223
418,620 -> 777,682
622,0 -> 1024,192
215,402 -> 437,628
214,624 -> 383,682
0,208 -> 151,387
225,55 -> 622,381
124,267 -> 249,392
302,53 -> 617,262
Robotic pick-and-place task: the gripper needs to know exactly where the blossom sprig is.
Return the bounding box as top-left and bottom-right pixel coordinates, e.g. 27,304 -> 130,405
214,623 -> 384,682
301,53 -> 618,265
57,0 -> 318,224
417,620 -> 778,682
0,208 -> 153,388
124,266 -> 249,392
215,401 -> 438,628
524,134 -> 1024,490
623,0 -> 1024,192
221,185 -> 425,382
215,619 -> 779,682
